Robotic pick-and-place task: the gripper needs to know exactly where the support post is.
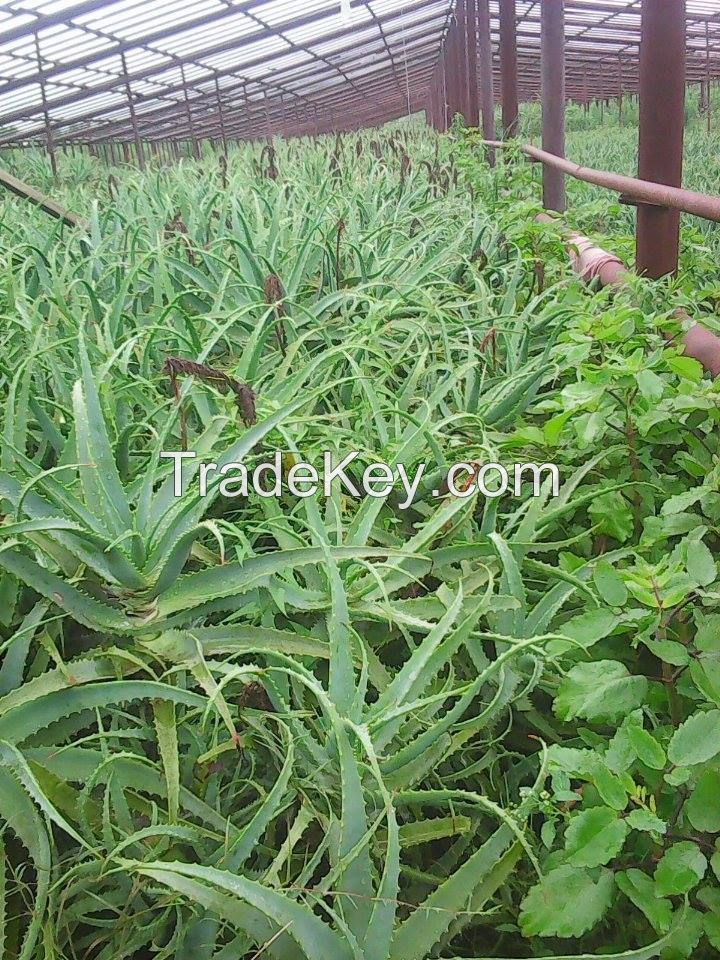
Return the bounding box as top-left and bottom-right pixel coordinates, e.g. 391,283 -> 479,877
477,0 -> 495,163
214,76 -> 228,156
441,51 -> 449,131
180,64 -> 200,160
466,0 -> 479,127
499,0 -> 518,137
541,0 -> 565,212
121,52 -> 145,170
447,22 -> 459,124
706,21 -> 712,135
34,32 -> 57,179
454,20 -> 464,122
264,91 -> 272,142
636,0 -> 686,278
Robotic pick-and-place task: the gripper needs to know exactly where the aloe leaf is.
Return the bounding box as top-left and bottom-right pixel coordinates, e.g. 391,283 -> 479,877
131,862 -> 355,960
0,767 -> 51,960
152,699 -> 179,823
390,827 -> 515,960
0,547 -> 138,631
73,334 -> 133,539
157,546 -> 388,617
0,681 -> 206,744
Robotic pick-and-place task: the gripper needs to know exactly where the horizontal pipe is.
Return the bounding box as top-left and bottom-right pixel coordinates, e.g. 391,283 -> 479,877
0,165 -> 84,229
485,139 -> 720,224
535,213 -> 720,378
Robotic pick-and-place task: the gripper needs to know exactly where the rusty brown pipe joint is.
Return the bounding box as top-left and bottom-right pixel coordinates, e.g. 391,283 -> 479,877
534,212 -> 720,379
675,313 -> 720,379
535,212 -> 628,287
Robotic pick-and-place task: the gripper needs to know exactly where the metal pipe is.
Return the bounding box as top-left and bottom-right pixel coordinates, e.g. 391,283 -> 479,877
536,213 -> 720,378
121,52 -> 145,171
447,21 -> 459,123
0,164 -> 84,227
541,0 -> 565,212
214,76 -> 228,157
466,0 -> 479,127
180,64 -> 200,160
441,51 -> 449,131
457,0 -> 469,123
499,0 -> 519,137
477,0 -> 495,164
34,32 -> 57,179
706,22 -> 712,135
484,139 -> 720,223
636,0 -> 686,278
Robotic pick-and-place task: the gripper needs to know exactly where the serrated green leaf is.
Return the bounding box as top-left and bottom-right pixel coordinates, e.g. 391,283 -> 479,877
519,865 -> 614,938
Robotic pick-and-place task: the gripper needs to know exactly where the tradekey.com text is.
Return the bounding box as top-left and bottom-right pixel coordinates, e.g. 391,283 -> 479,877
160,451 -> 560,510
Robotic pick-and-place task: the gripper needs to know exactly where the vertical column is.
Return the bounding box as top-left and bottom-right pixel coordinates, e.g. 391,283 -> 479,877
214,76 -> 228,156
427,75 -> 436,129
618,54 -> 624,125
180,64 -> 200,159
121,52 -> 145,170
706,22 -> 712,135
477,0 -> 495,162
457,0 -> 469,124
636,0 -> 686,278
499,0 -> 518,137
441,51 -> 449,131
541,0 -> 565,211
466,0 -> 479,126
264,90 -> 272,141
446,22 -> 458,122
34,32 -> 57,179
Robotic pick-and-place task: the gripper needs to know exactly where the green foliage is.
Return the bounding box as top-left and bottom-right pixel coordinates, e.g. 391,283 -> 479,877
1,118 -> 720,960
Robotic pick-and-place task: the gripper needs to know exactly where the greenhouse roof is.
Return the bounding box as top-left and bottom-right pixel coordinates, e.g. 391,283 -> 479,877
1,0 -> 720,145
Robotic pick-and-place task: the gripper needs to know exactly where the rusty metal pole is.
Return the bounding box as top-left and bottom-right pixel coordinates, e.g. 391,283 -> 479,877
466,0 -> 479,126
499,0 -> 519,137
636,0 -> 686,278
446,23 -> 458,123
541,0 -> 565,212
454,18 -> 465,123
457,0 -> 474,125
706,22 -> 712,135
264,91 -> 272,142
34,32 -> 57,179
441,51 -> 449,131
121,52 -> 145,171
214,76 -> 228,156
458,0 -> 469,123
618,54 -> 624,125
180,64 -> 200,160
477,0 -> 495,163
